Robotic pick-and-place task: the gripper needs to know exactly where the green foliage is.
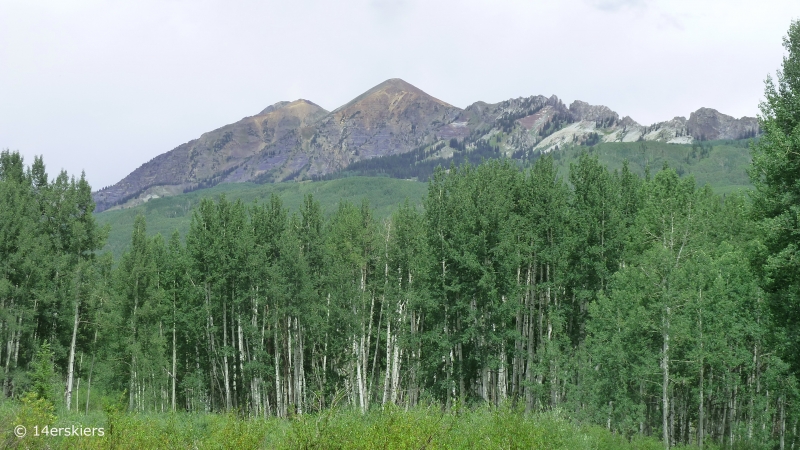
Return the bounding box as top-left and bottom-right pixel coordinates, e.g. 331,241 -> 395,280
29,341 -> 57,405
5,393 -> 57,450
1,401 -> 694,449
96,177 -> 428,258
749,19 -> 800,375
548,140 -> 753,195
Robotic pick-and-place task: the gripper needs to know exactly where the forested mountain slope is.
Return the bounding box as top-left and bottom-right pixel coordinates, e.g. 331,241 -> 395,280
96,177 -> 428,258
95,138 -> 753,258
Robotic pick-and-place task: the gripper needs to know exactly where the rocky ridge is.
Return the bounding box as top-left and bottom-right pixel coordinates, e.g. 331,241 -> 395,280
93,79 -> 760,212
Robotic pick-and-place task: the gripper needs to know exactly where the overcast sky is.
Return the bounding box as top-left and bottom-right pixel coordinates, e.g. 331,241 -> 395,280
1,0 -> 797,190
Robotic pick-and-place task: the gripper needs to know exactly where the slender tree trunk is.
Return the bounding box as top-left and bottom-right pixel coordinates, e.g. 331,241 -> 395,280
75,353 -> 82,413
698,292 -> 704,449
525,259 -> 535,414
85,330 -> 96,414
274,325 -> 283,418
65,296 -> 80,411
130,278 -> 139,411
382,321 -> 392,405
390,301 -> 404,405
171,290 -> 177,412
223,299 -> 231,411
237,315 -> 246,412
323,293 -> 330,398
780,395 -> 786,450
370,296 -> 383,400
663,305 -> 671,450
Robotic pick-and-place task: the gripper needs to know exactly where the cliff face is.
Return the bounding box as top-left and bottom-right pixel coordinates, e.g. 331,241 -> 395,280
687,108 -> 760,141
93,79 -> 759,212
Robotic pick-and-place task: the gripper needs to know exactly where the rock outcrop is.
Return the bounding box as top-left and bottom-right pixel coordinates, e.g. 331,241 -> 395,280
93,79 -> 759,212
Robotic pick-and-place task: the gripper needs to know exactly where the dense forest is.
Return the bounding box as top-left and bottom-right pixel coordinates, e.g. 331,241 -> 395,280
1,19 -> 799,450
1,151 -> 797,448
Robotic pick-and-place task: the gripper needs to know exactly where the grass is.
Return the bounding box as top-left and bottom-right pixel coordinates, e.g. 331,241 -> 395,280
95,177 -> 428,259
1,398 -> 716,450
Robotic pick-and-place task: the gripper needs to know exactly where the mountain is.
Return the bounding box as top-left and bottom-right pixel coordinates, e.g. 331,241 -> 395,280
93,79 -> 760,212
92,98 -> 328,212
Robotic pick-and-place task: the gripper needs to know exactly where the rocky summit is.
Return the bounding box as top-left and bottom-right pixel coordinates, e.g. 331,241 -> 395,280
92,79 -> 759,212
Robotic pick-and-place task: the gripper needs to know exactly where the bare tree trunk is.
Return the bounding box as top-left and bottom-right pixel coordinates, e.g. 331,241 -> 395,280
130,278 -> 139,411
663,305 -> 671,450
388,299 -> 405,406
382,321 -> 392,405
293,317 -> 304,415
274,325 -> 283,417
354,337 -> 366,413
237,315 -> 246,412
498,340 -> 507,404
287,317 -> 293,413
222,300 -> 231,411
370,296 -> 383,400
698,291 -> 704,449
525,259 -> 535,414
75,353 -> 82,413
85,330 -> 96,414
780,395 -> 786,450
170,293 -> 178,412
65,296 -> 80,411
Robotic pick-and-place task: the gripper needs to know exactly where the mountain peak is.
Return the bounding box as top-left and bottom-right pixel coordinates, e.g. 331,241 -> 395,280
337,78 -> 455,112
258,99 -> 325,116
375,78 -> 418,90
93,78 -> 758,213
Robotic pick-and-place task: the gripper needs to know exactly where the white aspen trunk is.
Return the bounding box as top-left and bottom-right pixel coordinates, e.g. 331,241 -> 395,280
524,261 -> 535,413
75,375 -> 81,413
698,293 -> 704,449
237,315 -> 245,411
252,290 -> 261,417
359,336 -> 367,413
370,296 -> 384,399
498,341 -> 507,403
731,375 -> 738,445
130,278 -> 139,411
11,317 -> 19,374
274,326 -> 283,418
293,317 -> 303,415
2,299 -> 15,398
362,292 -> 378,394
382,321 -> 392,405
286,317 -> 295,413
323,293 -> 330,391
222,302 -> 231,411
663,305 -> 671,450
390,342 -> 402,404
85,330 -> 96,414
171,315 -> 176,412
65,297 -> 80,411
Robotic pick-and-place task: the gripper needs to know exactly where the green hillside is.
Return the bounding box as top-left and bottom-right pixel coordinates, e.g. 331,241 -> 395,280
96,176 -> 428,258
97,139 -> 753,258
547,139 -> 753,195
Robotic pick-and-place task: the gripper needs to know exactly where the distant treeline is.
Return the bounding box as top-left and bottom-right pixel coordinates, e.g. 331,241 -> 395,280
312,139 -> 501,182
